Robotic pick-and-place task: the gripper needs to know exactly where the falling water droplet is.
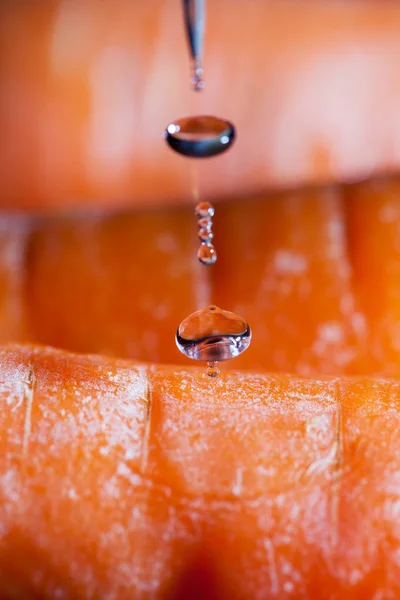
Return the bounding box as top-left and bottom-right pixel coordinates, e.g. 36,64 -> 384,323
195,201 -> 215,218
206,362 -> 220,377
198,216 -> 212,230
164,116 -> 236,158
192,66 -> 205,91
198,228 -> 214,242
176,305 -> 252,363
197,243 -> 217,265
182,0 -> 206,91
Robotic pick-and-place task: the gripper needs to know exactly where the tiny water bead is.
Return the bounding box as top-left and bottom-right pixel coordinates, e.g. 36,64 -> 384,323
176,305 -> 252,368
192,66 -> 205,92
195,202 -> 214,218
195,201 -> 216,263
206,362 -> 220,377
198,228 -> 213,242
164,116 -> 236,158
182,0 -> 205,91
197,242 -> 217,265
197,217 -> 212,230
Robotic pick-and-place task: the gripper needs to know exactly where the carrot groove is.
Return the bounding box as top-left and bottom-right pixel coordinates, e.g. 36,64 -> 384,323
0,344 -> 398,598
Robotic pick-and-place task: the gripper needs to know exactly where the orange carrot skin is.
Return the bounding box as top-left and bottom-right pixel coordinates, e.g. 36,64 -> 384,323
0,344 -> 398,599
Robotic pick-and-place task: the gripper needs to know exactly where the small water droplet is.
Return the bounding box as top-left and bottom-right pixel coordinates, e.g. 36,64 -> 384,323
192,67 -> 205,92
176,305 -> 252,362
198,228 -> 214,242
197,243 -> 217,265
164,115 -> 236,158
206,362 -> 220,377
195,201 -> 214,218
198,217 -> 212,230
182,0 -> 205,90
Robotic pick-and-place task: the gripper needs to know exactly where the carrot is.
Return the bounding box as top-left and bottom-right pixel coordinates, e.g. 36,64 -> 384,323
0,343 -> 398,599
0,177 -> 393,376
2,5 -> 400,598
2,1 -> 400,210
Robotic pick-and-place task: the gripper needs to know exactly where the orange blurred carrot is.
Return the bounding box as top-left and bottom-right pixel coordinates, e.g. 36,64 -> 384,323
2,1 -> 400,210
0,344 -> 399,598
0,179 -> 397,376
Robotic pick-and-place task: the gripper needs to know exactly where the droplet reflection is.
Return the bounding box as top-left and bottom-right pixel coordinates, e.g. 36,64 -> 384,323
197,243 -> 217,265
176,305 -> 252,366
164,115 -> 236,158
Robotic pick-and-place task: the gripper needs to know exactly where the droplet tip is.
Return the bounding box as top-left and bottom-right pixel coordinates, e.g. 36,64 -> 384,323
192,66 -> 205,91
193,78 -> 205,92
206,361 -> 220,377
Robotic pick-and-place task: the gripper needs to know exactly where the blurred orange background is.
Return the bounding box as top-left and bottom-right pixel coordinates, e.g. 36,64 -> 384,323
2,1 -> 400,210
2,2 -> 400,376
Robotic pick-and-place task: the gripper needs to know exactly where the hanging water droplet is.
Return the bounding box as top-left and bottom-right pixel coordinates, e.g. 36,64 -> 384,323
198,228 -> 214,242
182,0 -> 206,91
198,216 -> 212,230
197,243 -> 217,265
206,362 -> 220,377
195,201 -> 215,218
164,116 -> 236,158
192,66 -> 205,92
176,305 -> 252,363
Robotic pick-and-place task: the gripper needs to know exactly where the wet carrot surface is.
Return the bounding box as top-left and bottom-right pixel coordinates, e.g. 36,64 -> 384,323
0,343 -> 399,599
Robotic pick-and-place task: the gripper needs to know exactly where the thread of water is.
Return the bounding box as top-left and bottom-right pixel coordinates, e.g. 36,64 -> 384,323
190,163 -> 217,266
169,2 -> 245,379
191,161 -> 200,204
206,361 -> 220,377
182,0 -> 206,91
189,166 -> 210,316
191,166 -> 218,376
195,201 -> 216,265
192,63 -> 205,92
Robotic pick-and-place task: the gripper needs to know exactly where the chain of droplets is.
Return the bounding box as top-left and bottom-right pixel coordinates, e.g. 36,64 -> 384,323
171,0 -> 244,378
195,201 -> 219,376
195,201 -> 217,266
193,64 -> 204,92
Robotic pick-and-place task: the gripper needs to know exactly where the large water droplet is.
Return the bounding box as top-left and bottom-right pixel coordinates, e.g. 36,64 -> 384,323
197,243 -> 217,265
176,305 -> 252,362
165,116 -> 236,158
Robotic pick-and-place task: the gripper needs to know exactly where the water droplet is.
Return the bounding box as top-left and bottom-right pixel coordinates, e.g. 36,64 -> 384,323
164,115 -> 236,158
182,0 -> 205,90
197,243 -> 217,265
192,67 -> 205,92
195,201 -> 214,218
198,228 -> 214,242
176,305 -> 252,362
198,217 -> 212,230
206,362 -> 220,377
